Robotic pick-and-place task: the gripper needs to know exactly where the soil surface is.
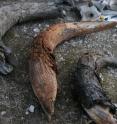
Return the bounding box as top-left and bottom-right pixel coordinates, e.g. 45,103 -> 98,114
0,0 -> 117,124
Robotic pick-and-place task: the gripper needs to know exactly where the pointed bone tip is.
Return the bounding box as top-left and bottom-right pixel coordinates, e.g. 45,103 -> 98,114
85,105 -> 117,124
47,113 -> 52,122
40,100 -> 55,121
45,106 -> 54,122
44,107 -> 54,122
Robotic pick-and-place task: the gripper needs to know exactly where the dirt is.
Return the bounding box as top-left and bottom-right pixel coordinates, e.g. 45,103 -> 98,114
0,0 -> 117,124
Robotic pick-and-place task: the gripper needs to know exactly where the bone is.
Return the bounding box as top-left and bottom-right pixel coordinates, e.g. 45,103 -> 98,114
29,22 -> 117,120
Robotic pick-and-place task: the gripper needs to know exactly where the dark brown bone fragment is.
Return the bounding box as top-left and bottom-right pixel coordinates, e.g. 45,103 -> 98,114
74,53 -> 117,124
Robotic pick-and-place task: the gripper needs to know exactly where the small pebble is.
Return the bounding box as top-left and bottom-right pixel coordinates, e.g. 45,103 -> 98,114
114,103 -> 117,108
45,24 -> 49,28
38,24 -> 41,27
62,10 -> 66,16
33,28 -> 40,33
79,40 -> 83,44
28,105 -> 35,113
25,105 -> 35,115
1,111 -> 6,116
21,117 -> 25,120
34,34 -> 38,37
23,26 -> 27,32
25,111 -> 29,115
113,34 -> 117,39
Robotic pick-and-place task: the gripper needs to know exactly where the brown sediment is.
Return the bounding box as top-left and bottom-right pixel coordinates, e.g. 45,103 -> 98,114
29,21 -> 117,120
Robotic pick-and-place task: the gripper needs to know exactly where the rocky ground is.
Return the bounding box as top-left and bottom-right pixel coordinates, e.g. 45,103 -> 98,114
0,0 -> 117,124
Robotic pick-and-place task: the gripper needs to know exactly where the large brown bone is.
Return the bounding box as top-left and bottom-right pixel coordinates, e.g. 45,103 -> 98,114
29,21 -> 117,120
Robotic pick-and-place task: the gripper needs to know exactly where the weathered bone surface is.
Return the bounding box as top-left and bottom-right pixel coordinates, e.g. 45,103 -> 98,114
29,21 -> 117,120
